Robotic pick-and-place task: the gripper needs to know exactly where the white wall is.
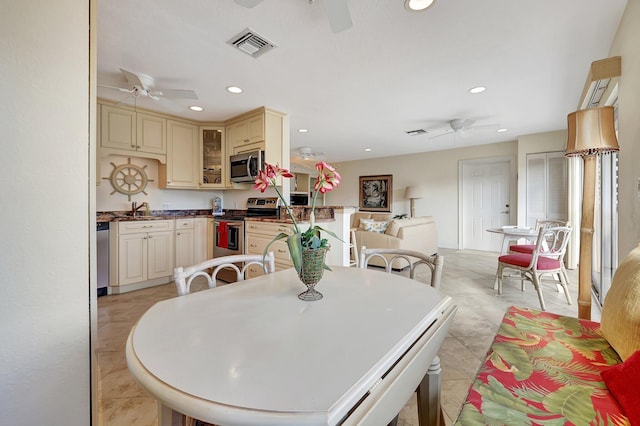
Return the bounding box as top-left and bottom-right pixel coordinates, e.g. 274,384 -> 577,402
609,0 -> 640,257
325,141 -> 518,249
0,1 -> 91,423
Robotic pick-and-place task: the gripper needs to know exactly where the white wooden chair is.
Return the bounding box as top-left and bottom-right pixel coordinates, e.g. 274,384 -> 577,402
509,219 -> 569,254
496,226 -> 572,311
359,247 -> 444,290
359,247 -> 446,426
173,252 -> 275,296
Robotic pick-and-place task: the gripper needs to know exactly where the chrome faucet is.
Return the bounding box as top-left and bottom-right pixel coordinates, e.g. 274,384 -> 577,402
131,201 -> 149,216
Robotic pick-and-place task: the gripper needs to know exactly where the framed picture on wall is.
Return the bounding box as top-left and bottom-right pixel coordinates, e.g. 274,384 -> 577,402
359,175 -> 393,212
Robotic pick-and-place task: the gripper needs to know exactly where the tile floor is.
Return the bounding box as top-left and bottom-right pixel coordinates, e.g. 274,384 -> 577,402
97,248 -> 594,426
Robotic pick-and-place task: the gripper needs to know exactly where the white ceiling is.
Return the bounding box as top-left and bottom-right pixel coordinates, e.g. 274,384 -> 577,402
97,0 -> 627,163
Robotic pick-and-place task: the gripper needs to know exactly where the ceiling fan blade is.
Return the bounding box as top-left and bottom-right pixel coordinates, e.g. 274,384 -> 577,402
98,83 -> 134,93
160,89 -> 198,100
119,68 -> 146,89
469,123 -> 500,131
234,0 -> 264,8
324,0 -> 352,33
429,130 -> 454,140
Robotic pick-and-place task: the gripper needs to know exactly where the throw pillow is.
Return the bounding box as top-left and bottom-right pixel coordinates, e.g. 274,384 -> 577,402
359,218 -> 374,230
601,349 -> 640,425
363,220 -> 390,234
600,243 -> 640,361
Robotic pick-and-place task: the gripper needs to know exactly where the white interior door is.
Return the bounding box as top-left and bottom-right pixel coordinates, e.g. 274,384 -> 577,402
460,159 -> 512,251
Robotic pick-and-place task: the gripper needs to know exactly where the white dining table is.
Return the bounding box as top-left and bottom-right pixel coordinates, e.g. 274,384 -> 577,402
126,266 -> 456,426
486,226 -> 538,255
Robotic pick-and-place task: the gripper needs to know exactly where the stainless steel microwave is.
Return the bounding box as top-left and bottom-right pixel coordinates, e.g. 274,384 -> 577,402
290,192 -> 309,206
229,150 -> 264,183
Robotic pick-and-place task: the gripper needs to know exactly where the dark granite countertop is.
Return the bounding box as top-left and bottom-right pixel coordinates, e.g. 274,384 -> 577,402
97,209 -> 214,223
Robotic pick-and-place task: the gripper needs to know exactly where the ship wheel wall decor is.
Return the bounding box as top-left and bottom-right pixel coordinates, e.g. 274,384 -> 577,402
103,158 -> 154,201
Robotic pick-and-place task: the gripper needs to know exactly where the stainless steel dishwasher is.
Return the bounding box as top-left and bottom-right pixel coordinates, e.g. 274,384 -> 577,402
97,222 -> 109,296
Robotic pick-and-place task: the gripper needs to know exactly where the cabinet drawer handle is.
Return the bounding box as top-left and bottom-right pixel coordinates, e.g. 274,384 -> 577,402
148,235 -> 153,238
176,232 -> 181,235
277,249 -> 287,253
278,227 -> 288,232
142,225 -> 152,228
249,243 -> 257,248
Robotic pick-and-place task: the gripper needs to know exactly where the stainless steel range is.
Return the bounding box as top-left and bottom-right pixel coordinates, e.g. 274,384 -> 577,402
213,197 -> 280,282
245,197 -> 280,218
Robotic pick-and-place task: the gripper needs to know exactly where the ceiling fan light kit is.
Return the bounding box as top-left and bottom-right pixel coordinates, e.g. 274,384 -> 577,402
405,0 -> 436,12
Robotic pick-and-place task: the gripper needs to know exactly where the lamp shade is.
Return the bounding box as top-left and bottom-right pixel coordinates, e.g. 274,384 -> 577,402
566,106 -> 619,157
404,186 -> 424,199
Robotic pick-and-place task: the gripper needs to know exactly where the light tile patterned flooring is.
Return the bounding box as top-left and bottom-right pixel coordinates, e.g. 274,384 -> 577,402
97,248 -> 592,426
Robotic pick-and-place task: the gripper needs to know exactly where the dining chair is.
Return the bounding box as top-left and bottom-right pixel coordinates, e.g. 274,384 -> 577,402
173,252 -> 275,296
509,219 -> 569,254
360,246 -> 445,426
359,247 -> 444,290
496,226 -> 572,311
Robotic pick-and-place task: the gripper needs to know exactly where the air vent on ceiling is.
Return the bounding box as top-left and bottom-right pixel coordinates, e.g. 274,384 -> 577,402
405,129 -> 428,136
227,28 -> 277,58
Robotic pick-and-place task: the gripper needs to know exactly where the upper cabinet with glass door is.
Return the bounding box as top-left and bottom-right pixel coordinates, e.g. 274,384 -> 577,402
200,126 -> 226,188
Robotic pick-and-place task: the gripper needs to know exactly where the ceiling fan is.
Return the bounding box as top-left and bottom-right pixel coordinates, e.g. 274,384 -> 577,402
428,118 -> 498,140
98,68 -> 198,110
291,147 -> 325,162
234,0 -> 352,33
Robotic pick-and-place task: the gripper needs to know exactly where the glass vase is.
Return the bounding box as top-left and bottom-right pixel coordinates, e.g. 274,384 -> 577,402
297,247 -> 329,301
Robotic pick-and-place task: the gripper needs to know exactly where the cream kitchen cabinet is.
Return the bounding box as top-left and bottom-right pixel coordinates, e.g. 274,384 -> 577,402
200,126 -> 226,189
175,219 -> 195,269
227,114 -> 264,149
112,220 -> 175,291
225,107 -> 289,187
159,120 -> 199,189
99,103 -> 167,162
206,217 -> 215,259
245,220 -> 295,278
175,217 -> 209,268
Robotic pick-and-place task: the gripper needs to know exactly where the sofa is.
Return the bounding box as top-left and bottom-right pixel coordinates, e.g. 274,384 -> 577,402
455,242 -> 640,425
351,212 -> 438,269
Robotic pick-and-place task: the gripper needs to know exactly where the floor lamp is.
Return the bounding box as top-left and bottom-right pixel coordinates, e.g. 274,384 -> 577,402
565,106 -> 619,320
405,186 -> 424,218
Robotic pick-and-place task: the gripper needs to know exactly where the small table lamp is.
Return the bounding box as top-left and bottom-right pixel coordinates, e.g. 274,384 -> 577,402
404,186 -> 424,218
565,106 -> 619,320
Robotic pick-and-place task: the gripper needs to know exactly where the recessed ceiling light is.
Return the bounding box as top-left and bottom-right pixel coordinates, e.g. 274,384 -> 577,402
364,148 -> 372,152
469,86 -> 486,94
404,0 -> 436,12
298,128 -> 308,133
189,105 -> 204,112
497,128 -> 508,133
226,86 -> 243,94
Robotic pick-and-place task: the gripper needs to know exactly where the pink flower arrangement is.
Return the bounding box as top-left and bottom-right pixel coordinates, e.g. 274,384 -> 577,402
254,161 -> 342,272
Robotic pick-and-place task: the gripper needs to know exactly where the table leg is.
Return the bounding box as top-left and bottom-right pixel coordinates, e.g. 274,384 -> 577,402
416,356 -> 443,426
